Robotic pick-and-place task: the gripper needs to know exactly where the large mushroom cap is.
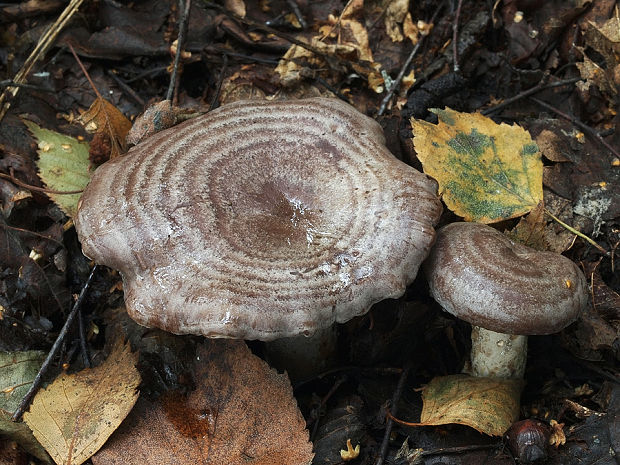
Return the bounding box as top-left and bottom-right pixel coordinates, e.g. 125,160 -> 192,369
75,98 -> 442,340
424,222 -> 588,335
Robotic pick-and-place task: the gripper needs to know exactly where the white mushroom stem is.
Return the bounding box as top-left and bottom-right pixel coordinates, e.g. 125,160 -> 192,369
470,326 -> 527,379
264,325 -> 338,382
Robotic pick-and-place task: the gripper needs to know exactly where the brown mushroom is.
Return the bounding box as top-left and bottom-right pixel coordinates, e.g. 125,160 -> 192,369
75,98 -> 442,343
424,222 -> 587,378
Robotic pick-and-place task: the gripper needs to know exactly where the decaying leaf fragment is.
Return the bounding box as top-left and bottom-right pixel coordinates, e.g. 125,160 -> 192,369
418,375 -> 522,436
276,0 -> 383,92
505,201 -> 548,251
412,108 -> 543,223
577,7 -> 620,104
26,120 -> 91,218
93,340 -> 313,465
23,341 -> 140,465
77,97 -> 132,160
383,0 -> 409,42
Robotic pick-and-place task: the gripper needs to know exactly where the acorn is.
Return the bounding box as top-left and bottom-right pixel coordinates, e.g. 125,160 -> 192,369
505,419 -> 551,463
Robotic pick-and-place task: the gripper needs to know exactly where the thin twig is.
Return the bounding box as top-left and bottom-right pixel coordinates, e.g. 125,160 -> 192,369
309,375 -> 347,441
77,306 -> 91,368
482,77 -> 582,115
285,0 -> 307,29
424,444 -> 499,457
0,222 -> 64,247
313,76 -> 350,102
0,80 -> 54,92
0,0 -> 86,123
0,169 -> 84,195
12,266 -> 98,421
544,208 -> 609,256
529,96 -> 620,160
377,3 -> 444,116
167,0 -> 192,103
67,44 -> 103,101
209,53 -> 228,111
374,362 -> 412,465
204,1 -> 376,76
106,71 -> 145,107
452,0 -> 464,72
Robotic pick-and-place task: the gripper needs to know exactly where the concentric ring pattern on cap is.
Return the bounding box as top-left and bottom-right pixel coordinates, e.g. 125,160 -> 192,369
424,222 -> 587,335
75,98 -> 442,340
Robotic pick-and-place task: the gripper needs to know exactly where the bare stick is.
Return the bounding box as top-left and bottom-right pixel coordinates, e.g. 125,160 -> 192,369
0,169 -> 83,195
205,1 -> 376,76
286,0 -> 307,29
481,77 -> 582,115
374,362 -> 412,465
544,209 -> 609,256
529,96 -> 620,160
12,266 -> 99,421
0,0 -> 86,123
167,0 -> 192,103
209,53 -> 228,111
77,305 -> 91,368
452,0 -> 464,72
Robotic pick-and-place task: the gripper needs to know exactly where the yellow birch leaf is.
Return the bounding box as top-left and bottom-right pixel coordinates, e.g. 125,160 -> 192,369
418,375 -> 522,436
23,341 -> 140,465
412,108 -> 543,223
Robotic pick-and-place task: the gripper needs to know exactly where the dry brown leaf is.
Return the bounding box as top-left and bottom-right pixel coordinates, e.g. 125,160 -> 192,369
536,129 -> 572,162
275,0 -> 383,93
224,0 -> 246,17
418,375 -> 522,436
549,419 -> 566,447
577,7 -> 620,104
23,341 -> 140,465
92,340 -> 313,465
506,201 -> 549,251
402,13 -> 419,44
384,0 -> 409,42
77,97 -> 131,159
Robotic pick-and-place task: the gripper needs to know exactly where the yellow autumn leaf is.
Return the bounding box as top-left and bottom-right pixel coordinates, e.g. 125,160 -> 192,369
24,341 -> 140,465
412,108 -> 543,223
418,375 -> 522,436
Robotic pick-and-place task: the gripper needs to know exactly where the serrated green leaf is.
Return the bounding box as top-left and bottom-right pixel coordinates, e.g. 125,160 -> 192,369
0,350 -> 51,462
25,120 -> 91,218
411,108 -> 543,223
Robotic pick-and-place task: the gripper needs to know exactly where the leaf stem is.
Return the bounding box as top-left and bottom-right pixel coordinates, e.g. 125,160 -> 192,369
544,208 -> 609,256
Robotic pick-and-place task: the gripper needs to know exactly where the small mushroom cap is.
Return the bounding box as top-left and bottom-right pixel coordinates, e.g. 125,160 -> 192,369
75,98 -> 442,340
424,222 -> 587,335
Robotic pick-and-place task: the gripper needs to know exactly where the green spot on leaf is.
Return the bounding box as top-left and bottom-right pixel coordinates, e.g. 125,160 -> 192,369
24,120 -> 91,218
411,108 -> 543,223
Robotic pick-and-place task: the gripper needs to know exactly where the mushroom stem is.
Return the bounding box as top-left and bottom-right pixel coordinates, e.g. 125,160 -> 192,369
470,326 -> 527,379
264,325 -> 338,382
